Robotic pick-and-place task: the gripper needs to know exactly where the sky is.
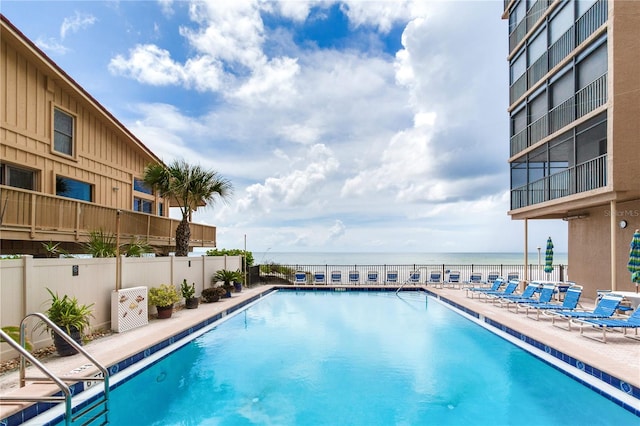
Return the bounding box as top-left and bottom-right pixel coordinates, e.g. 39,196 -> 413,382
2,0 -> 568,253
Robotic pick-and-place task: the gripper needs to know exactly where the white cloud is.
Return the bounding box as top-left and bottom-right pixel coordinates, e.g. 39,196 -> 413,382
35,37 -> 69,55
60,12 -> 96,40
109,44 -> 187,86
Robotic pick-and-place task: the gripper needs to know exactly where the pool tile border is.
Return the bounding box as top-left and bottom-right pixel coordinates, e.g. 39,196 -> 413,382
4,286 -> 638,425
434,292 -> 640,417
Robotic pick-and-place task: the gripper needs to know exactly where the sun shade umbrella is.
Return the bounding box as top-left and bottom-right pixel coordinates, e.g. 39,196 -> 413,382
544,237 -> 554,274
628,229 -> 640,293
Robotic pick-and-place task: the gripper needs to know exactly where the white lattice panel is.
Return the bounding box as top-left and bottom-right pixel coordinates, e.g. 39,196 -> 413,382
111,287 -> 148,333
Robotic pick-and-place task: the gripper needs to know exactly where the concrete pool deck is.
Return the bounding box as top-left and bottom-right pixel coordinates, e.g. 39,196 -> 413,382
1,284 -> 639,422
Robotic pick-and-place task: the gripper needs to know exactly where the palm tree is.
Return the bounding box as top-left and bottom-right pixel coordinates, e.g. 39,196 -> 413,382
143,160 -> 232,256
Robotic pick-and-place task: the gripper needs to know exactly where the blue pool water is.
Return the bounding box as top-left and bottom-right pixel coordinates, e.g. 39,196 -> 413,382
71,291 -> 638,424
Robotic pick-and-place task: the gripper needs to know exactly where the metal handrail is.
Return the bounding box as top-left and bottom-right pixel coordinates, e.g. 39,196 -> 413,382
0,313 -> 110,425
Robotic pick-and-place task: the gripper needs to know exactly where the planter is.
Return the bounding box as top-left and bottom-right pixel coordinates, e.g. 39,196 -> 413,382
52,327 -> 82,357
185,297 -> 199,309
234,282 -> 243,293
156,304 -> 174,319
224,288 -> 232,298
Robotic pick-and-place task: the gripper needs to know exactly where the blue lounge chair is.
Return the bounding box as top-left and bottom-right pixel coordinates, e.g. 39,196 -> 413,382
493,282 -> 539,307
408,271 -> 420,284
366,271 -> 379,284
466,278 -> 504,299
445,271 -> 461,288
463,272 -> 484,289
575,307 -> 640,343
313,271 -> 326,285
294,271 -> 307,285
524,286 -> 583,320
512,283 -> 556,313
487,272 -> 500,283
349,270 -> 360,285
386,270 -> 398,284
481,280 -> 518,301
507,272 -> 519,282
330,270 -> 342,284
428,271 -> 442,287
548,293 -> 623,331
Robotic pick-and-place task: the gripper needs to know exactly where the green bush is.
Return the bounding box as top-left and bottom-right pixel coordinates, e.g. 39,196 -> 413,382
148,284 -> 181,307
206,248 -> 254,267
201,287 -> 226,303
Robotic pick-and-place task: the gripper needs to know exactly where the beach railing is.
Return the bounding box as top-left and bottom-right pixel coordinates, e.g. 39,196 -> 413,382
259,263 -> 567,285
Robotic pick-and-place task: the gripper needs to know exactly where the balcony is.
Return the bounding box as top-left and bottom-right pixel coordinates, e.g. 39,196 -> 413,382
510,72 -> 607,157
509,0 -> 607,105
510,154 -> 607,210
0,185 -> 216,252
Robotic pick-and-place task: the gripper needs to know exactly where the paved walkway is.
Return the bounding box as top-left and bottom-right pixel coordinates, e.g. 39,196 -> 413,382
1,285 -> 639,420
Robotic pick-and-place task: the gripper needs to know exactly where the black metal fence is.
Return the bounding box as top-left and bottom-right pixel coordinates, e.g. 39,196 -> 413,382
259,263 -> 567,285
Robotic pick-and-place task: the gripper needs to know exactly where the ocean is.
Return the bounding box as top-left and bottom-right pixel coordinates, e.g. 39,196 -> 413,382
254,252 -> 568,266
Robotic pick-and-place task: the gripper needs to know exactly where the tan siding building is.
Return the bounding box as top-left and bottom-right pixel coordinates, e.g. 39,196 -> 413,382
0,15 -> 216,254
503,0 -> 640,297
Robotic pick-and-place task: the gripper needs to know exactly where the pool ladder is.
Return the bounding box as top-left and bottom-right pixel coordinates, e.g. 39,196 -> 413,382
396,267 -> 428,294
0,313 -> 110,425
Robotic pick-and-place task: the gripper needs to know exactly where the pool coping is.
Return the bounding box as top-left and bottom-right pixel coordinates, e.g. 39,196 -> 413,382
3,285 -> 639,425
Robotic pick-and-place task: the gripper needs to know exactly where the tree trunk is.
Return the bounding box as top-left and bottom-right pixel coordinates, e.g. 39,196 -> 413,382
175,217 -> 191,256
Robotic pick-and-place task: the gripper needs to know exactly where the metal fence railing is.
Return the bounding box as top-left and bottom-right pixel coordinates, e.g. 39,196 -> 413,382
259,263 -> 568,285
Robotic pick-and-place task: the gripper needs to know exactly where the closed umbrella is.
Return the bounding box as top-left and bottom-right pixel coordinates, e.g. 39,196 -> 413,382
628,229 -> 640,293
544,237 -> 554,275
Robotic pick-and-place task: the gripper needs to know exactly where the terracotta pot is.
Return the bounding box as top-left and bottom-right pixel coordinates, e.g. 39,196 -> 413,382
156,304 -> 174,319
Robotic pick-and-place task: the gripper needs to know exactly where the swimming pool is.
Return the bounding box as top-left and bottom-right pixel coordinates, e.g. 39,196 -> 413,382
35,290 -> 635,425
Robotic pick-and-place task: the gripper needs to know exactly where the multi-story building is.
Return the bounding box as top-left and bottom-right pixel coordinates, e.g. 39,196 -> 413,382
0,15 -> 217,255
504,0 -> 639,296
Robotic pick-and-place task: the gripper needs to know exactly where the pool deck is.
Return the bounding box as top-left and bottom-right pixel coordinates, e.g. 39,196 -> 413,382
1,284 -> 639,421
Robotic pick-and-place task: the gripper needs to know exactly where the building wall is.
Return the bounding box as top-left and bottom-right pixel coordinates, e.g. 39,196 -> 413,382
0,17 -> 163,214
568,199 -> 640,298
609,0 -> 640,191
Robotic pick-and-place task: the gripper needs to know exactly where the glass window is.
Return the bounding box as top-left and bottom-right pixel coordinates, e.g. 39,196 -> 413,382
550,1 -> 574,43
528,146 -> 547,181
134,178 -> 153,195
1,164 -> 36,190
511,107 -> 527,136
511,160 -> 527,189
56,176 -> 92,201
134,197 -> 153,214
549,138 -> 571,174
528,29 -> 547,64
550,69 -> 574,107
158,202 -> 164,217
510,51 -> 526,84
509,0 -> 526,32
577,0 -> 598,16
576,118 -> 607,164
529,92 -> 547,123
53,108 -> 74,156
577,42 -> 607,89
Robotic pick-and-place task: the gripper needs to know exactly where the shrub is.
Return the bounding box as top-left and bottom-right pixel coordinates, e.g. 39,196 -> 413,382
148,284 -> 181,307
201,287 -> 226,303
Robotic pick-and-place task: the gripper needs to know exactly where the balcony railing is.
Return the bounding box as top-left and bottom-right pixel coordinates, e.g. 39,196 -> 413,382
510,154 -> 607,209
0,185 -> 216,250
510,72 -> 607,156
508,0 -> 607,105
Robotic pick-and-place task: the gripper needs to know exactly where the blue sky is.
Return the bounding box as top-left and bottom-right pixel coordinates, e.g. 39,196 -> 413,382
2,0 -> 568,253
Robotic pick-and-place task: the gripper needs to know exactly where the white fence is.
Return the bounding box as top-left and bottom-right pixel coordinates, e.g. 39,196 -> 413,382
0,255 -> 242,359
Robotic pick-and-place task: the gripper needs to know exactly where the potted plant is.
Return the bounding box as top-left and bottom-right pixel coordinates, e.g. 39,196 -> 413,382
181,279 -> 199,309
213,269 -> 241,297
41,288 -> 94,356
201,287 -> 226,303
149,284 -> 181,319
